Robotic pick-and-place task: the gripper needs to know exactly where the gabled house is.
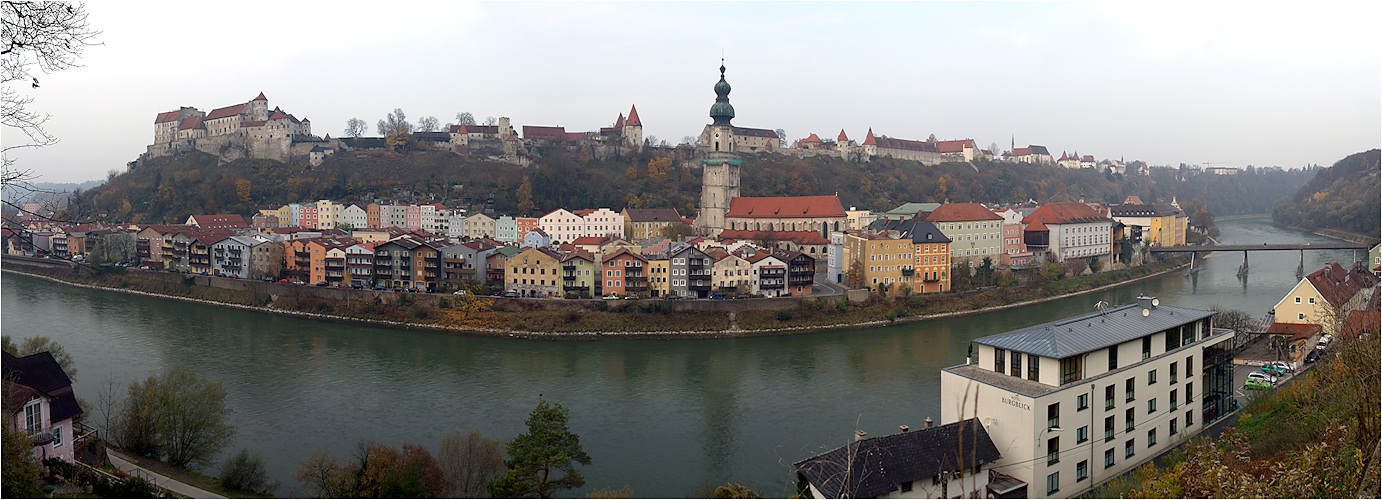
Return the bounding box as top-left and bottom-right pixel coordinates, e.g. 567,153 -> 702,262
4,351 -> 90,463
669,246 -> 714,298
795,419 -> 1002,499
925,203 -> 1004,266
745,251 -> 789,297
508,247 -> 562,298
1272,262 -> 1378,333
560,251 -> 597,299
600,247 -> 649,297
1021,203 -> 1114,263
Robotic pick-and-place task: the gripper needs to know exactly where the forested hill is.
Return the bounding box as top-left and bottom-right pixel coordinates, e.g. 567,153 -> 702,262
66,147 -> 1312,225
1272,149 -> 1381,238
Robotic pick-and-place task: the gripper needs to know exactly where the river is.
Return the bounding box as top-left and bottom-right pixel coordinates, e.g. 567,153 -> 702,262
1,217 -> 1363,497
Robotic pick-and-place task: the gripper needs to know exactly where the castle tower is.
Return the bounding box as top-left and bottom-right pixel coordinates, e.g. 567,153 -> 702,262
696,61 -> 741,237
249,92 -> 269,122
622,105 -> 643,151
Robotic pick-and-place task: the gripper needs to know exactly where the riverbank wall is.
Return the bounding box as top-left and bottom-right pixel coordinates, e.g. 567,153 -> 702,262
2,255 -> 1190,339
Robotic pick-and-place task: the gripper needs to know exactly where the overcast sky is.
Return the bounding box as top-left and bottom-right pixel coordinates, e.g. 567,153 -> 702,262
3,1 -> 1378,183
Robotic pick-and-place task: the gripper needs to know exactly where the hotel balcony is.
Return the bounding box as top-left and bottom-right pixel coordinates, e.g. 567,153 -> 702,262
688,279 -> 711,291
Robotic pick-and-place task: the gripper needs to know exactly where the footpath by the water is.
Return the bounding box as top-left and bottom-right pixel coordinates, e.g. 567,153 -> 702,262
1,257 -> 1190,339
107,449 -> 225,499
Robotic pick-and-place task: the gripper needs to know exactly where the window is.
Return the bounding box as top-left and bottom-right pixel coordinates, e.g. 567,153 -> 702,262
1148,428 -> 1157,446
1298,312 -> 1306,320
1186,410 -> 1194,427
994,348 -> 1005,372
1309,297 -> 1316,304
1125,439 -> 1136,458
1295,296 -> 1301,303
1028,354 -> 1039,381
1061,357 -> 1083,385
1046,472 -> 1059,495
1126,408 -> 1135,432
1048,403 -> 1060,429
1170,362 -> 1178,383
1047,437 -> 1060,465
1105,416 -> 1115,442
1012,352 -> 1022,377
1077,426 -> 1089,444
1166,327 -> 1181,351
23,401 -> 41,434
1126,378 -> 1135,402
1186,356 -> 1193,378
1105,385 -> 1116,410
1104,448 -> 1115,468
52,425 -> 62,448
1186,382 -> 1193,404
1077,393 -> 1089,411
1142,336 -> 1152,359
1077,460 -> 1089,481
1148,398 -> 1157,414
1149,369 -> 1158,385
1170,418 -> 1178,436
900,481 -> 912,492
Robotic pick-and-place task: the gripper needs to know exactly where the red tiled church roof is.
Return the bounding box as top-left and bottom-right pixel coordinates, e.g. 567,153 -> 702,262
716,229 -> 828,245
726,195 -> 846,219
625,105 -> 641,126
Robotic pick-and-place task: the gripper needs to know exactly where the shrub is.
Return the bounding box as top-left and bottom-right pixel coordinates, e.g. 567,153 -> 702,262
219,448 -> 280,494
775,309 -> 793,322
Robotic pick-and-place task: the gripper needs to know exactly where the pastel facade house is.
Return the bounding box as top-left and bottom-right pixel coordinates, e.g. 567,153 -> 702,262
574,208 -> 624,240
844,231 -> 912,294
560,252 -> 597,298
508,247 -> 562,298
4,351 -> 91,463
880,219 -> 951,294
647,258 -> 671,297
994,208 -> 1034,267
746,251 -> 789,297
485,246 -> 520,285
210,235 -> 260,277
601,247 -> 649,297
940,298 -> 1234,498
461,213 -> 497,240
1108,204 -> 1186,247
1272,262 -> 1377,333
1021,203 -> 1114,263
622,208 -> 683,242
924,203 -> 1004,266
339,204 -> 369,231
794,419 -> 1003,499
495,216 -> 517,243
539,209 -> 584,244
712,250 -> 752,292
522,228 -> 551,249
779,249 -> 816,296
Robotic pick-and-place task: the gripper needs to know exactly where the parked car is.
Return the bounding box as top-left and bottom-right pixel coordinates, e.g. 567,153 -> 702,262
1305,350 -> 1321,363
140,266 -> 152,270
372,286 -> 387,291
392,287 -> 404,292
503,290 -> 519,298
603,294 -> 620,300
1243,378 -> 1273,390
624,294 -> 639,300
292,280 -> 306,285
1246,372 -> 1277,385
315,282 -> 329,287
710,293 -> 727,300
733,294 -> 748,300
453,290 -> 468,296
1260,364 -> 1289,376
1266,361 -> 1294,374
278,278 -> 290,283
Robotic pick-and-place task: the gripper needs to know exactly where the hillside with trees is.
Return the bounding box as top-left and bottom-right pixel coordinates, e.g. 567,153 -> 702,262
65,146 -> 1313,225
1272,149 -> 1381,239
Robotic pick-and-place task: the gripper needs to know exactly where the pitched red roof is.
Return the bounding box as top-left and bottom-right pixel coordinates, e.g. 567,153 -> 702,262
614,113 -> 625,128
726,196 -> 846,219
863,129 -> 876,145
1269,322 -> 1325,343
188,214 -> 248,229
863,130 -> 937,152
155,110 -> 184,124
1305,262 -> 1368,307
572,236 -> 610,246
1012,147 -> 1033,156
838,129 -> 849,142
523,125 -> 568,140
799,133 -> 823,144
935,139 -> 976,153
178,116 -> 204,130
925,203 -> 1003,223
205,102 -> 247,121
253,92 -> 267,101
1022,203 -> 1111,226
625,105 -> 641,126
572,209 -> 597,217
716,229 -> 828,245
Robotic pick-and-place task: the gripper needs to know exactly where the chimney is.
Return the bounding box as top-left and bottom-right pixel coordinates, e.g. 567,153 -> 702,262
899,425 -> 909,433
854,430 -> 868,442
924,417 -> 934,429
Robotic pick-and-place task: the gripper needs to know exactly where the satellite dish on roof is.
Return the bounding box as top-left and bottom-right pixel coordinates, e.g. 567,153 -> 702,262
1151,298 -> 1160,307
1142,308 -> 1150,317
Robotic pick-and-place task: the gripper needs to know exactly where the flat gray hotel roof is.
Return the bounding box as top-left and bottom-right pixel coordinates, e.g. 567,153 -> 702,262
971,300 -> 1216,359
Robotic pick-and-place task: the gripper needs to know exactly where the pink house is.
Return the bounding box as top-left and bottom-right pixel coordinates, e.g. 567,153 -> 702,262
406,205 -> 422,231
4,351 -> 91,463
601,247 -> 648,297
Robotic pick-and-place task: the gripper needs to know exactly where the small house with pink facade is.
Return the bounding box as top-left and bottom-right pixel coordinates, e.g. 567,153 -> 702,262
4,350 -> 91,463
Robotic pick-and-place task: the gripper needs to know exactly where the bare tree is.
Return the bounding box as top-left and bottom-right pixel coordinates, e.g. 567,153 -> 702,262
681,135 -> 697,147
988,142 -> 1000,155
1,1 -> 100,208
455,111 -> 476,126
377,108 -> 411,137
484,116 -> 497,126
418,115 -> 439,133
344,117 -> 367,137
776,128 -> 788,147
437,428 -> 505,498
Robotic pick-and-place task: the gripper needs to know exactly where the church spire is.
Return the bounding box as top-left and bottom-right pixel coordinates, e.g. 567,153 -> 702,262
709,59 -> 735,126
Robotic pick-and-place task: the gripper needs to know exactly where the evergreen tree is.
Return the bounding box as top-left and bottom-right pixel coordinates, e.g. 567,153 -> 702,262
488,398 -> 591,498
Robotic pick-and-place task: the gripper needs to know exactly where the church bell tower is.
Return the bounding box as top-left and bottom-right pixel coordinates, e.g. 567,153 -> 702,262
696,61 -> 742,237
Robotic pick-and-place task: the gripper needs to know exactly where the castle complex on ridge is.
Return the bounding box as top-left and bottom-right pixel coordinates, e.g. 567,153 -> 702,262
140,93 -> 334,168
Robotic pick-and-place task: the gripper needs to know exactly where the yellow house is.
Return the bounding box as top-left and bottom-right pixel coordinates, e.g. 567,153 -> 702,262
508,247 -> 562,298
647,258 -> 670,297
844,230 -> 914,295
1272,262 -> 1372,334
